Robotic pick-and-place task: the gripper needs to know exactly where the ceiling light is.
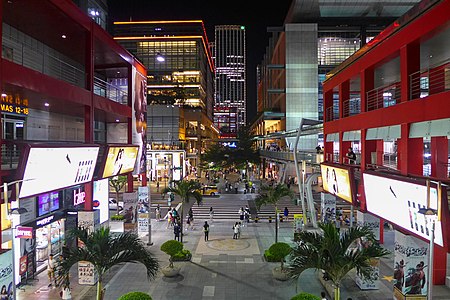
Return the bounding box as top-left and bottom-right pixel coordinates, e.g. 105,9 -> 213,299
1,93 -> 6,97
61,35 -> 67,39
44,102 -> 50,107
115,119 -> 120,122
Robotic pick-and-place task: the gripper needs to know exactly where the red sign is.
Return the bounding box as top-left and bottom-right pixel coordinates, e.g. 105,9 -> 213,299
15,226 -> 33,239
19,255 -> 28,275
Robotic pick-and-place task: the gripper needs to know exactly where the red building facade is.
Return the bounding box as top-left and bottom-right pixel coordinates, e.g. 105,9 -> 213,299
323,0 -> 450,285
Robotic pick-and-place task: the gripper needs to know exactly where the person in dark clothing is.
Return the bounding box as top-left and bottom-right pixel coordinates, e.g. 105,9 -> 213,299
346,147 -> 357,164
174,222 -> 181,241
203,221 -> 210,241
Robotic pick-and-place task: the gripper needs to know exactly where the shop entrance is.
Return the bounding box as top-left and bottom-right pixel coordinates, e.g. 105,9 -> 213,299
2,117 -> 25,140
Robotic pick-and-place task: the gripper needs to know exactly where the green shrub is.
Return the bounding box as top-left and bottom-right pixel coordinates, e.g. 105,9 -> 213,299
118,291 -> 152,300
172,249 -> 192,261
265,242 -> 292,269
264,249 -> 277,262
160,240 -> 183,267
111,215 -> 125,221
290,292 -> 321,300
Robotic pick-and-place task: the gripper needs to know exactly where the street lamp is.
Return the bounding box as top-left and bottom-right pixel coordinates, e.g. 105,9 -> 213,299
418,206 -> 437,300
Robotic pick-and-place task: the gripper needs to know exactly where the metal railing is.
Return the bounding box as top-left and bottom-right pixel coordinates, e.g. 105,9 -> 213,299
2,36 -> 86,88
366,82 -> 401,111
259,149 -> 323,165
343,97 -> 361,117
1,141 -> 23,170
410,60 -> 450,100
93,77 -> 128,104
325,106 -> 339,122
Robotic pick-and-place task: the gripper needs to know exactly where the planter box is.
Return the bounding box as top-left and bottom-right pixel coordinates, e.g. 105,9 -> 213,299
109,221 -> 124,233
161,265 -> 181,277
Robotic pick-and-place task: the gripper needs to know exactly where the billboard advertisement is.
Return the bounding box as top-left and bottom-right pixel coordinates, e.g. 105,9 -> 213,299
0,251 -> 13,299
132,65 -> 147,176
320,163 -> 354,203
393,231 -> 429,298
102,146 -> 138,178
363,172 -> 443,246
19,146 -> 99,198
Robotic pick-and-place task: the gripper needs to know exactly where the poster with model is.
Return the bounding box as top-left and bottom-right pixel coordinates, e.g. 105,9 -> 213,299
131,64 -> 147,176
0,251 -> 13,299
320,192 -> 336,223
320,163 -> 353,203
122,192 -> 137,225
393,231 -> 428,299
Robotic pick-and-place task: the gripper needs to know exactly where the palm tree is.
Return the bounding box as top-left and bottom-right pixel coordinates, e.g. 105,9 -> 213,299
255,183 -> 294,243
60,227 -> 159,300
288,222 -> 390,300
109,175 -> 127,216
163,179 -> 202,242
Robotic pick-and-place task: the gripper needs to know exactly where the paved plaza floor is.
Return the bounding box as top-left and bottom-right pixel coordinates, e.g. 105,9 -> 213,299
15,186 -> 450,300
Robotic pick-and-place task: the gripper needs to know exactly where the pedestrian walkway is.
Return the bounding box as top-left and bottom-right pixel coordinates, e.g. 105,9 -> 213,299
16,186 -> 450,300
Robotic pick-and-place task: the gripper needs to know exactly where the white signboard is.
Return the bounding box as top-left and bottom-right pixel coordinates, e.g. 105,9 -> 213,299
77,210 -> 100,234
320,192 -> 336,223
137,186 -> 149,213
356,211 -> 380,241
20,147 -> 99,198
138,213 -> 149,233
93,179 -> 109,224
78,261 -> 98,285
363,173 -> 443,246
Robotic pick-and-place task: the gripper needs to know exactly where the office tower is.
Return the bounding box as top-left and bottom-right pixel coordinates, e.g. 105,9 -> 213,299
214,25 -> 246,137
253,0 -> 420,150
113,20 -> 218,174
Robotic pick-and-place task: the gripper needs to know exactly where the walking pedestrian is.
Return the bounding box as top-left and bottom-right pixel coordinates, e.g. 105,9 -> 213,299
203,221 -> 210,241
233,222 -> 239,239
209,206 -> 214,222
47,254 -> 56,287
321,291 -> 328,300
155,204 -> 161,221
284,207 -> 289,222
174,221 -> 181,241
234,181 -> 239,194
237,222 -> 242,238
238,207 -> 244,223
156,181 -> 160,192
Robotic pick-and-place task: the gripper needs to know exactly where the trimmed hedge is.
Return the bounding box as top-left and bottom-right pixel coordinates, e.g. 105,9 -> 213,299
118,291 -> 152,300
290,292 -> 321,300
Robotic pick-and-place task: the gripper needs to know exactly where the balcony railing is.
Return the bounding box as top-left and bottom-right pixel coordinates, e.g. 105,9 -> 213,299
259,149 -> 323,165
2,35 -> 86,88
93,77 -> 128,104
325,106 -> 339,122
410,60 -> 450,100
366,82 -> 401,111
343,97 -> 361,117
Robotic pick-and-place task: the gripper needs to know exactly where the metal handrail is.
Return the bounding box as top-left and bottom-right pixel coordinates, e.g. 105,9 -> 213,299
2,35 -> 85,87
93,77 -> 128,104
343,97 -> 361,117
366,82 -> 401,111
410,60 -> 450,100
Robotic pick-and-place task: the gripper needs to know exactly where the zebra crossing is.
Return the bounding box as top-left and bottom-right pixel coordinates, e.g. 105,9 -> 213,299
149,193 -> 306,222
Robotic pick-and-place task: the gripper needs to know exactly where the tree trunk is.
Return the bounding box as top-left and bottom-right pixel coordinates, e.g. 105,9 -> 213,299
116,191 -> 120,216
334,283 -> 340,300
96,279 -> 103,300
180,202 -> 184,243
275,206 -> 279,243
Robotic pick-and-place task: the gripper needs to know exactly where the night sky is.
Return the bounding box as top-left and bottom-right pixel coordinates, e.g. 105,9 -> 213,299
107,0 -> 293,123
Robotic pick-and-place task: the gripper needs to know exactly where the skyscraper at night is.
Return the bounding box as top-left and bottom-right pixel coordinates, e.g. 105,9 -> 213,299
214,25 -> 246,137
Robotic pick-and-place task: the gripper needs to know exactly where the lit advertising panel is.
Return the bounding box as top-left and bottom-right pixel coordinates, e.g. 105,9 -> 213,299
363,172 -> 443,246
320,163 -> 354,203
19,146 -> 100,199
37,192 -> 60,217
93,179 -> 109,224
102,146 -> 138,178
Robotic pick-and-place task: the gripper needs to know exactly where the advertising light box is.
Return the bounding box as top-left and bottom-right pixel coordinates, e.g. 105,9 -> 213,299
102,146 -> 138,178
320,163 -> 354,203
37,191 -> 60,217
19,146 -> 100,199
93,179 -> 109,224
363,172 -> 443,246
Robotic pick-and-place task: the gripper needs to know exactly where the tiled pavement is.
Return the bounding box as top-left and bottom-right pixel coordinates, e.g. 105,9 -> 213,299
16,189 -> 450,300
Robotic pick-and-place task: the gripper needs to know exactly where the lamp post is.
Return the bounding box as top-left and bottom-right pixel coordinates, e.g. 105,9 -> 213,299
418,207 -> 437,300
147,178 -> 153,246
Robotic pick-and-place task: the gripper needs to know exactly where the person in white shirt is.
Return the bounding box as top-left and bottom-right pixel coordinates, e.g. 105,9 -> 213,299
47,254 -> 56,287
